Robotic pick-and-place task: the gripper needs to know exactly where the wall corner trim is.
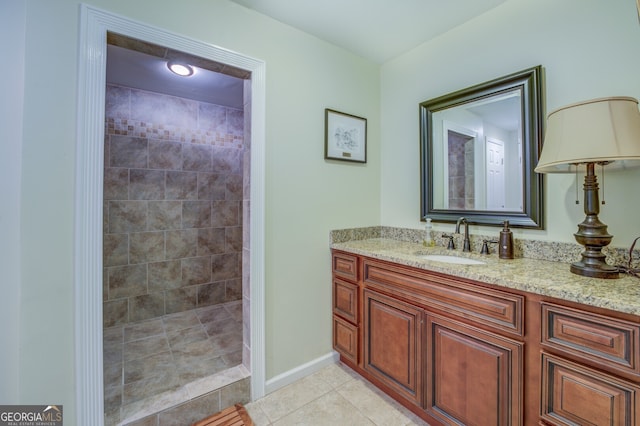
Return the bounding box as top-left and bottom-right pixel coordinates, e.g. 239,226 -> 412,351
264,352 -> 340,395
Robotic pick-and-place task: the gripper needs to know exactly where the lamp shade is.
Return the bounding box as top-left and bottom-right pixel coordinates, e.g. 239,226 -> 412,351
535,96 -> 640,173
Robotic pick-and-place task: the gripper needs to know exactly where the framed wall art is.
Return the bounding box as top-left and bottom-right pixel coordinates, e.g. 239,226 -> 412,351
324,108 -> 367,163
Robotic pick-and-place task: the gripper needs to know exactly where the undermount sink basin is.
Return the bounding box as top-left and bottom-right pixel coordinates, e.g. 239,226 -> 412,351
416,254 -> 486,265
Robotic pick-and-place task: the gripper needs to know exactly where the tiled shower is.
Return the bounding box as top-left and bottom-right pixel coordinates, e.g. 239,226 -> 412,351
102,83 -> 250,424
103,84 -> 244,324
447,130 -> 475,210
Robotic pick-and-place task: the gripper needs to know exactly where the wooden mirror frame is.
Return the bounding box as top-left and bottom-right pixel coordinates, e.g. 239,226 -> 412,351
419,65 -> 545,229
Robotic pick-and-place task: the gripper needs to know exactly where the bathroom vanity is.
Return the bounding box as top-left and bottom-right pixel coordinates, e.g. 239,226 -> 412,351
331,236 -> 640,426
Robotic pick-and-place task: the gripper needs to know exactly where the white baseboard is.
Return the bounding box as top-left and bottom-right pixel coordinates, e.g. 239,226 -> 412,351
264,351 -> 340,395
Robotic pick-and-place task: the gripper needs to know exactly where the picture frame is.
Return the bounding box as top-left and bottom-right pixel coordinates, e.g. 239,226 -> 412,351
324,108 -> 367,163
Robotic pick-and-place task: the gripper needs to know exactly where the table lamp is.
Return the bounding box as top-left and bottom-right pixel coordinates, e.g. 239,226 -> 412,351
535,96 -> 640,278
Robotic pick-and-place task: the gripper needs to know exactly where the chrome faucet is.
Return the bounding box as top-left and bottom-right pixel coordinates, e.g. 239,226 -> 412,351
455,217 -> 471,252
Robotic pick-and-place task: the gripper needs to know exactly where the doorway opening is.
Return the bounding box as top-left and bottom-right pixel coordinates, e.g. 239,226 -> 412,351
75,6 -> 266,425
102,34 -> 251,425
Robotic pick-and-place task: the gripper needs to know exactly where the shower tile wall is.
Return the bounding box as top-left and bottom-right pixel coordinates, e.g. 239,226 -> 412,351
447,131 -> 475,210
103,84 -> 244,327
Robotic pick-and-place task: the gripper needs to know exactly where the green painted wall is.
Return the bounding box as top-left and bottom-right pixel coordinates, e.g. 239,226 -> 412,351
381,0 -> 640,247
10,1 -> 380,423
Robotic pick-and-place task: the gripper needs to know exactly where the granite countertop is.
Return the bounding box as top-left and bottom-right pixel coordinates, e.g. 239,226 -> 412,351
331,238 -> 640,316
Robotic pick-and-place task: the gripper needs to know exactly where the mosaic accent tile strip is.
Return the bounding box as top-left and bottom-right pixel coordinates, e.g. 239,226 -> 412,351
105,84 -> 243,149
106,118 -> 243,148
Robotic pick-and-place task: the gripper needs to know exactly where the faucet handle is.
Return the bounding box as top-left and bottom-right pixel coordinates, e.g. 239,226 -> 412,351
442,234 -> 455,250
481,239 -> 498,255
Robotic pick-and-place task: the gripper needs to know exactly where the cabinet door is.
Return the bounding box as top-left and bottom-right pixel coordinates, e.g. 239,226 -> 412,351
541,353 -> 639,426
426,314 -> 523,426
363,289 -> 423,405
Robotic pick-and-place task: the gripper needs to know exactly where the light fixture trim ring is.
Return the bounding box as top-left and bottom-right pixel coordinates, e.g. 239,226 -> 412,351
167,60 -> 194,77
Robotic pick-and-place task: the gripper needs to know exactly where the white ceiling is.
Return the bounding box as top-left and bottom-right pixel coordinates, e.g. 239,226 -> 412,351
106,1 -> 508,106
230,0 -> 507,63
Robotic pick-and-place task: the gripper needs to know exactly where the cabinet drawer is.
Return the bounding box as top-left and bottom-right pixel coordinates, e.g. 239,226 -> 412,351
332,252 -> 359,282
333,278 -> 358,324
542,303 -> 640,374
541,353 -> 640,426
364,260 -> 523,336
333,315 -> 358,364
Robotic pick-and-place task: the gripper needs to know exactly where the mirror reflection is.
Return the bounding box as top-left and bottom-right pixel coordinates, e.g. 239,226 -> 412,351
420,66 -> 544,228
431,89 -> 523,211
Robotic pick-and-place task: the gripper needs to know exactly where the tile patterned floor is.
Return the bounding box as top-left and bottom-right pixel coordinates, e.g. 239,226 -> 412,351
245,363 -> 431,426
103,300 -> 244,425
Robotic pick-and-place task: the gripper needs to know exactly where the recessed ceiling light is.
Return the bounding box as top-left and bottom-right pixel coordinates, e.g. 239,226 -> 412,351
167,61 -> 194,77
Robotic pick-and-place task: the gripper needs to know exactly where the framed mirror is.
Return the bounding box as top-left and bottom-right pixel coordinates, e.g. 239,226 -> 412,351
419,65 -> 544,228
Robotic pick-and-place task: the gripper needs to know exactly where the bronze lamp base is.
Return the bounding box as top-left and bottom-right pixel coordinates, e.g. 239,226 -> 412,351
571,162 -> 619,279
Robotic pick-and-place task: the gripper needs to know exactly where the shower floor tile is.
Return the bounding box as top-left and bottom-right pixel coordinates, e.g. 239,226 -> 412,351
103,300 -> 243,426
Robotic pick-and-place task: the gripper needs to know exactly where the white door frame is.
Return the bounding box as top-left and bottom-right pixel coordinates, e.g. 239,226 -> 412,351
74,5 -> 266,425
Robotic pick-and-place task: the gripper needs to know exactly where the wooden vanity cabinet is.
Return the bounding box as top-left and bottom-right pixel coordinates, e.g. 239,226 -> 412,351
331,250 -> 640,425
361,256 -> 526,425
332,251 -> 526,425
